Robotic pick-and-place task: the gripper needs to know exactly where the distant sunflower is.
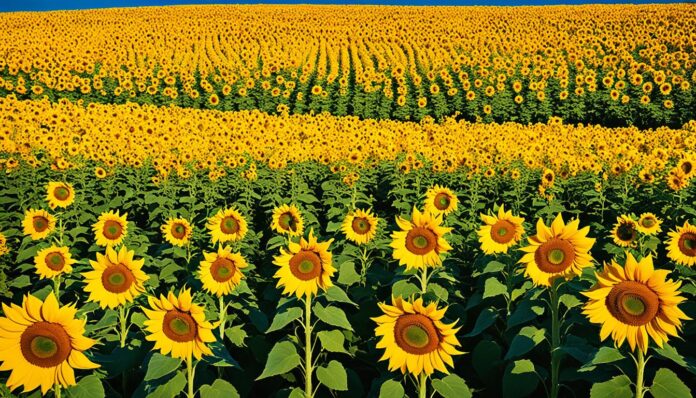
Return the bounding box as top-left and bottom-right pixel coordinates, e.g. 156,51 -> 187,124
142,288 -> 216,360
0,293 -> 99,394
583,253 -> 690,353
0,232 -> 8,256
636,213 -> 662,235
611,215 -> 638,247
93,210 -> 128,247
519,214 -> 595,287
666,221 -> 696,267
83,246 -> 148,309
342,209 -> 379,245
22,209 -> 56,240
477,204 -> 525,254
207,208 -> 247,244
199,246 -> 248,297
271,204 -> 304,236
373,296 -> 463,376
161,218 -> 193,247
34,245 -> 76,279
424,185 -> 458,216
46,181 -> 75,209
390,207 -> 452,271
273,229 -> 335,298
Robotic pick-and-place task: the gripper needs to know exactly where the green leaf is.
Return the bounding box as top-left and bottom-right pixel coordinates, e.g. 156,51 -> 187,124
144,354 -> 182,381
199,379 -> 240,398
9,275 -> 31,289
256,341 -> 302,380
316,360 -> 348,391
654,344 -> 696,374
313,303 -> 353,330
504,326 -> 545,360
266,307 -> 302,333
325,286 -> 357,306
379,380 -> 404,398
65,375 -> 105,398
580,347 -> 625,372
650,368 -> 693,398
204,341 -> 239,368
147,370 -> 186,398
317,330 -> 349,354
507,300 -> 544,329
431,374 -> 472,398
559,294 -> 581,309
225,324 -> 248,347
481,260 -> 506,274
337,261 -> 361,286
511,359 -> 535,374
472,340 -> 501,381
463,308 -> 497,337
503,361 -> 538,398
589,375 -> 633,398
392,279 -> 420,298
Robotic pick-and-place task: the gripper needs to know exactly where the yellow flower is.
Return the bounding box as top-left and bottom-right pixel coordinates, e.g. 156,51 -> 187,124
372,296 -> 463,376
0,232 -> 8,256
519,214 -> 595,287
198,246 -> 248,297
22,209 -> 56,240
142,288 -> 216,360
92,210 -> 128,247
273,229 -> 334,299
207,208 -> 248,244
424,185 -> 458,216
0,293 -> 99,394
477,204 -> 525,254
271,204 -> 304,236
83,246 -> 148,309
611,215 -> 638,247
583,253 -> 690,354
34,245 -> 76,279
390,207 -> 452,271
666,221 -> 696,267
341,208 -> 379,245
636,213 -> 661,235
46,181 -> 75,209
161,218 -> 193,247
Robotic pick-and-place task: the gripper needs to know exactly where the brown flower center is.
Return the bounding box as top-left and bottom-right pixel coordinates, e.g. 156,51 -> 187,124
20,322 -> 72,368
33,216 -> 49,232
171,223 -> 187,239
393,313 -> 440,355
101,263 -> 135,293
640,217 -> 656,228
606,281 -> 660,326
616,222 -> 636,242
405,227 -> 437,255
289,250 -> 322,281
53,186 -> 71,201
162,310 -> 197,342
678,232 -> 696,257
210,257 -> 237,282
220,216 -> 239,235
681,161 -> 693,175
45,251 -> 66,271
534,238 -> 576,273
433,193 -> 451,211
490,220 -> 516,244
351,217 -> 371,235
279,212 -> 298,232
103,220 -> 124,240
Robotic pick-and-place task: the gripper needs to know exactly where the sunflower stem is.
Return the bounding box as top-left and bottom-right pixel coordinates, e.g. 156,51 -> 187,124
54,383 -> 61,398
549,281 -> 562,398
418,372 -> 427,398
186,356 -> 195,398
219,295 -> 227,340
635,349 -> 646,398
119,305 -> 128,348
419,267 -> 428,295
304,295 -> 314,398
53,275 -> 61,302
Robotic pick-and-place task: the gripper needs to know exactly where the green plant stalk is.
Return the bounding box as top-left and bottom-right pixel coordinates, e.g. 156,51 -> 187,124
304,295 -> 314,398
53,275 -> 61,302
549,282 -> 561,398
219,295 -> 227,339
420,267 -> 428,294
119,305 -> 128,347
54,383 -> 61,398
186,356 -> 195,398
418,373 -> 427,398
635,349 -> 646,398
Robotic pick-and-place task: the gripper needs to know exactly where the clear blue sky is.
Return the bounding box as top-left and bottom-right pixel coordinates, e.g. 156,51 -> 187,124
0,0 -> 685,12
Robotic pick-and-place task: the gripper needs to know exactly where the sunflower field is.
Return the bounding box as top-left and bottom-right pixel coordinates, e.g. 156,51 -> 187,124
1,3 -> 696,398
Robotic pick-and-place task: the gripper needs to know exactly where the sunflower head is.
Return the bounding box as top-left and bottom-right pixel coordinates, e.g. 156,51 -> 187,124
424,185 -> 458,216
477,204 -> 525,254
142,288 -> 216,360
92,210 -> 128,247
199,246 -> 248,297
46,181 -> 75,209
22,209 -> 56,240
0,293 -> 99,394
372,296 -> 463,376
611,215 -> 638,247
161,218 -> 193,247
341,208 -> 379,245
83,246 -> 148,309
390,207 -> 452,271
35,245 -> 76,279
667,221 -> 696,267
271,204 -> 304,236
583,253 -> 690,353
273,229 -> 335,299
207,208 -> 248,244
519,214 -> 595,287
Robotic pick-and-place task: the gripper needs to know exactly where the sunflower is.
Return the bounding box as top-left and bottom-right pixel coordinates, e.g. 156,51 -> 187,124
271,204 -> 304,236
519,214 -> 595,287
0,292 -> 99,394
477,204 -> 525,254
341,208 -> 379,245
83,246 -> 148,309
0,232 -> 8,256
582,253 -> 690,354
161,218 -> 193,247
390,207 -> 452,271
45,182 -> 75,209
372,296 -> 463,376
207,208 -> 248,244
611,215 -> 638,247
273,229 -> 335,298
22,209 -> 56,240
92,210 -> 128,247
142,288 -> 216,360
34,245 -> 76,279
636,213 -> 662,235
666,221 -> 696,267
424,185 -> 458,216
198,246 -> 248,297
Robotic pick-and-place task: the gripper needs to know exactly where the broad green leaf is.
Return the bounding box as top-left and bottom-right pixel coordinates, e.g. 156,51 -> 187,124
392,280 -> 420,298
266,307 -> 302,333
589,375 -> 633,398
431,374 -> 472,398
481,260 -> 506,274
463,307 -> 497,337
650,368 -> 693,398
472,340 -> 501,380
225,324 -> 248,347
379,380 -> 404,398
325,286 -> 357,306
65,375 -> 105,398
316,360 -> 348,391
144,354 -> 181,381
502,361 -> 538,398
504,326 -> 545,359
204,341 -> 239,368
483,277 -> 508,299
580,347 -> 625,372
313,303 -> 353,330
559,294 -> 581,309
317,330 -> 349,354
256,341 -> 302,380
653,344 -> 696,374
511,359 -> 535,374
10,275 -> 31,289
507,300 -> 544,329
337,261 -> 361,286
146,370 -> 186,398
199,379 -> 240,398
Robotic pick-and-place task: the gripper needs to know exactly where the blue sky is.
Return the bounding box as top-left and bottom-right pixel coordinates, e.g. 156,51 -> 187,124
0,0 -> 684,12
